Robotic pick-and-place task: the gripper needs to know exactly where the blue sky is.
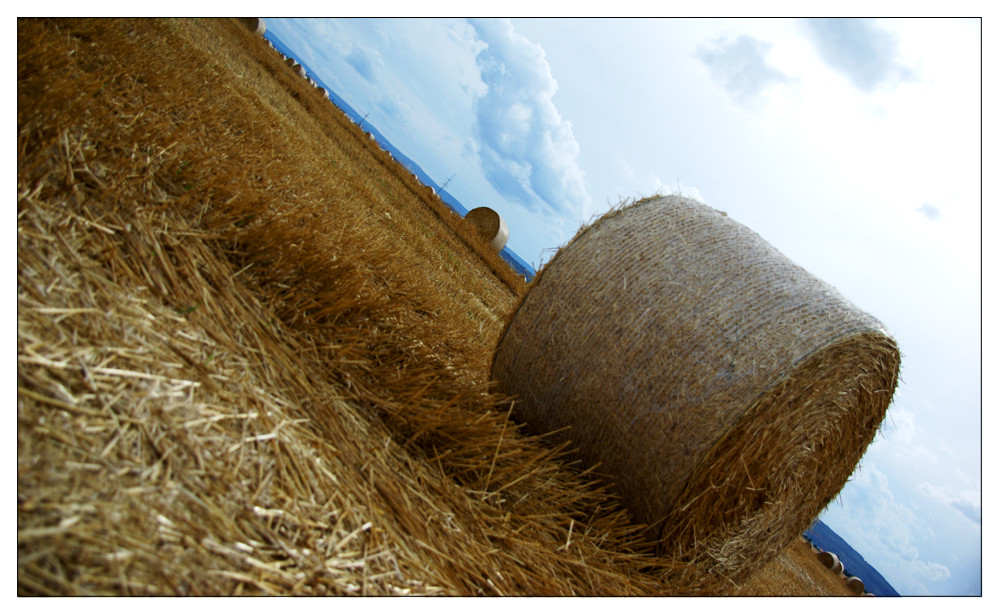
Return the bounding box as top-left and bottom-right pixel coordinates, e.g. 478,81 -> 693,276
261,16 -> 983,596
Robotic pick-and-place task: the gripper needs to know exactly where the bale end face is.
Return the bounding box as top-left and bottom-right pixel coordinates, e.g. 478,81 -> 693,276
817,551 -> 839,569
464,207 -> 509,252
846,576 -> 865,594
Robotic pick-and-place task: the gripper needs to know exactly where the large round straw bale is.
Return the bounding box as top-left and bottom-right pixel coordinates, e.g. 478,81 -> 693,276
491,195 -> 899,582
297,66 -> 308,79
464,207 -> 509,252
817,551 -> 840,570
832,560 -> 845,575
284,57 -> 297,69
846,576 -> 865,594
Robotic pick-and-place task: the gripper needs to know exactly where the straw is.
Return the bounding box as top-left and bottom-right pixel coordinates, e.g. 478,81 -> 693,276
492,195 -> 899,584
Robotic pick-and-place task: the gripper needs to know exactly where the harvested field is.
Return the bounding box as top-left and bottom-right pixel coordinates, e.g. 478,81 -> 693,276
734,539 -> 855,597
18,17 -> 861,596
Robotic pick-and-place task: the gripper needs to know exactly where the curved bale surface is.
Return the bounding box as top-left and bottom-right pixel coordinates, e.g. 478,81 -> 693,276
237,18 -> 266,35
491,195 -> 899,583
465,207 -> 510,252
846,576 -> 865,594
817,551 -> 840,570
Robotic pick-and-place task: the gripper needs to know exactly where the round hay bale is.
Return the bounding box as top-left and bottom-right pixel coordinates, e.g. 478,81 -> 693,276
297,66 -> 307,79
832,560 -> 845,575
817,551 -> 840,570
239,18 -> 266,35
490,195 -> 899,583
864,592 -> 875,597
846,576 -> 865,594
464,207 -> 510,252
284,57 -> 297,69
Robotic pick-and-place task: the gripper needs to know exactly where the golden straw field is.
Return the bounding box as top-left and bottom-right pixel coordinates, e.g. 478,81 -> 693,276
17,17 -> 855,596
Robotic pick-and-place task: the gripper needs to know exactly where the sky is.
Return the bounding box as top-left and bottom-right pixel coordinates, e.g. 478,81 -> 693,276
261,15 -> 983,596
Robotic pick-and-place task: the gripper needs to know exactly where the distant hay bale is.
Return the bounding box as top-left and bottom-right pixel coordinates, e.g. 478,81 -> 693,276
846,576 -> 865,594
832,560 -> 844,575
491,195 -> 899,583
238,18 -> 266,35
284,57 -> 297,68
297,66 -> 307,79
464,207 -> 510,252
864,592 -> 875,597
817,551 -> 840,570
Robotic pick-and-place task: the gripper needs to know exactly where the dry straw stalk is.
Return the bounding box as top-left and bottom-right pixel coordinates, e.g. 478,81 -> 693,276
16,17 -> 679,596
492,195 -> 900,585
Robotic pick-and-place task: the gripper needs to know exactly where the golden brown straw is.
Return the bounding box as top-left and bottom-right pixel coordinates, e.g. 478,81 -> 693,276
465,207 -> 510,252
492,195 -> 900,584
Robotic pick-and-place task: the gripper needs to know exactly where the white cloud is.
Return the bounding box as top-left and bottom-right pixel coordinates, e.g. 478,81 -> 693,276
345,44 -> 383,83
881,406 -> 918,445
917,483 -> 982,526
694,34 -> 793,105
800,18 -> 917,92
468,18 -> 592,220
822,464 -> 952,595
916,203 -> 943,221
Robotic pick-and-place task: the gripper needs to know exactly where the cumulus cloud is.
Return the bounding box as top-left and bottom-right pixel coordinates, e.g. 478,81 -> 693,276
695,35 -> 792,105
468,18 -> 591,219
345,44 -> 383,83
918,483 -> 981,526
800,18 -> 916,91
916,203 -> 942,221
822,464 -> 951,595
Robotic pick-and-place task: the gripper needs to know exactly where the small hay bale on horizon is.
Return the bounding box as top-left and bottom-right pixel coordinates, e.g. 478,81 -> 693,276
464,207 -> 509,252
846,576 -> 865,594
491,195 -> 900,585
817,551 -> 840,570
237,18 -> 266,35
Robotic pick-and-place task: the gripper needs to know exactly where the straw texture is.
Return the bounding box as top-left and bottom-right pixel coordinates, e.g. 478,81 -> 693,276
465,207 -> 510,252
492,195 -> 899,584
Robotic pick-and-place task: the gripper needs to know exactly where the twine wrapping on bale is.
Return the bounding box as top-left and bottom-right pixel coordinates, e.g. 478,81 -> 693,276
465,207 -> 510,252
491,195 -> 899,584
817,551 -> 840,570
846,576 -> 865,594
